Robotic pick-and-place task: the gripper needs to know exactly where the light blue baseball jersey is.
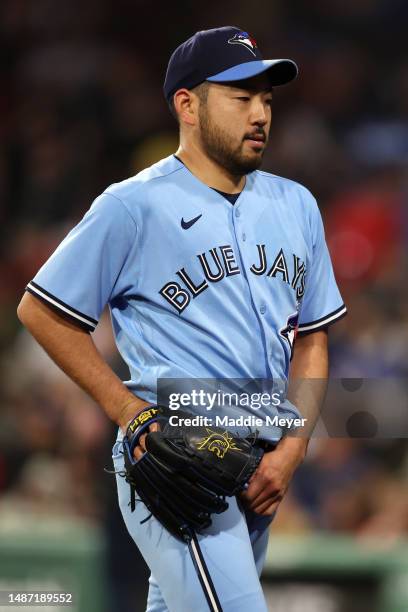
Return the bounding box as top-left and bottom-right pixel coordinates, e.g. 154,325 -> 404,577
27,155 -> 346,440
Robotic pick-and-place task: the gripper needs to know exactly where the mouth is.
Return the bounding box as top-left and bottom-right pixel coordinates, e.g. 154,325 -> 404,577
244,134 -> 266,150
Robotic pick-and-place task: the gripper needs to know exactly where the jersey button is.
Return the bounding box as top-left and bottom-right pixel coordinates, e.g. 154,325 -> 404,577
242,233 -> 246,241
235,209 -> 241,218
260,305 -> 266,315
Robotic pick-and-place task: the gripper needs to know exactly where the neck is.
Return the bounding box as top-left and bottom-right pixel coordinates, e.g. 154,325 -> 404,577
175,142 -> 245,194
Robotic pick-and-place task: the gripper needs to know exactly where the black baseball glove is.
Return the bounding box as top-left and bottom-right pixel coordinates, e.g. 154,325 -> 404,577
122,406 -> 264,542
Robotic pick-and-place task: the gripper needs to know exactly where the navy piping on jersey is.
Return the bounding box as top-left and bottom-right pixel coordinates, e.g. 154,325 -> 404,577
297,303 -> 347,335
26,281 -> 97,332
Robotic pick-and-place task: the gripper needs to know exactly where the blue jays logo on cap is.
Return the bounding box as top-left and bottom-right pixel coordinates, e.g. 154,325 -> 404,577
228,31 -> 258,57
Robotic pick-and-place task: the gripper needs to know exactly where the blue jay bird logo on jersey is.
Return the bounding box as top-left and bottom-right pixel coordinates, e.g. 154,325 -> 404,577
280,311 -> 299,358
228,31 -> 258,56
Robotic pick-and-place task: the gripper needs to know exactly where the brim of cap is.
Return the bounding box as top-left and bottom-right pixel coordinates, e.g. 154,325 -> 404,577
206,59 -> 298,86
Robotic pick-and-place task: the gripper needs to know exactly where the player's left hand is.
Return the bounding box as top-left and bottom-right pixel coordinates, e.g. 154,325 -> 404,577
133,422 -> 159,460
240,437 -> 307,515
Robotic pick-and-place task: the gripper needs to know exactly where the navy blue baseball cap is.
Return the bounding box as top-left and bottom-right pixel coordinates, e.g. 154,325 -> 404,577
164,26 -> 298,104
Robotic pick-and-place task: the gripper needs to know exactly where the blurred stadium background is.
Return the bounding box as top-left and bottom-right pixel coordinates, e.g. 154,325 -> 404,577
0,1 -> 407,611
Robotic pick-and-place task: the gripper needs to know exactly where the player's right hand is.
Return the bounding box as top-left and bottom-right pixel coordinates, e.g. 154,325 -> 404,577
240,441 -> 304,515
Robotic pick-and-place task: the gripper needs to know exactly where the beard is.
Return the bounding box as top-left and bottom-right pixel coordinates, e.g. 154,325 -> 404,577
198,106 -> 267,176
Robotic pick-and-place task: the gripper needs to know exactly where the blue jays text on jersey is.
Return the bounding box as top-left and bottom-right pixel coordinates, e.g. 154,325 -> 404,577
26,155 -> 346,440
159,243 -> 306,313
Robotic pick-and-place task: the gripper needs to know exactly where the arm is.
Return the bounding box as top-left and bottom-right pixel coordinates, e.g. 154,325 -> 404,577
241,330 -> 328,515
17,292 -> 149,429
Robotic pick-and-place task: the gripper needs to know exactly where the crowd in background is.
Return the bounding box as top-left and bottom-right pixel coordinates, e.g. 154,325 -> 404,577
0,0 -> 407,608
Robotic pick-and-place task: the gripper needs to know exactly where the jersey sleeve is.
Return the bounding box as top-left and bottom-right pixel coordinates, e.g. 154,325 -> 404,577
26,192 -> 138,332
298,195 -> 346,334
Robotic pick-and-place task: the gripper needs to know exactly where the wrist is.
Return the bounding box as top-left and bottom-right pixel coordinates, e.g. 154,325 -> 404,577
117,397 -> 151,431
275,436 -> 308,467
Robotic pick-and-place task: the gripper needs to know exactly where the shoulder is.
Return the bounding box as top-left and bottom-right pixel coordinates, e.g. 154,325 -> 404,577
103,155 -> 184,203
90,155 -> 185,227
253,170 -> 317,209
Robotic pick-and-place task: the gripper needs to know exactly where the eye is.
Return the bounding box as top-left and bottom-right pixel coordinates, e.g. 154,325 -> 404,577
265,98 -> 273,106
236,96 -> 250,102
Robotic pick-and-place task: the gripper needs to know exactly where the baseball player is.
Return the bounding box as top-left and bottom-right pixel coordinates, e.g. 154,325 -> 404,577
17,26 -> 346,612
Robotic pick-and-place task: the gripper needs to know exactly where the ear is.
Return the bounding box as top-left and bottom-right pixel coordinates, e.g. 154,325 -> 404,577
173,89 -> 198,126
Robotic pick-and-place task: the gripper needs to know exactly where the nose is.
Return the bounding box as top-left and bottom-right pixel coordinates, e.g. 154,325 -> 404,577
250,97 -> 269,126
